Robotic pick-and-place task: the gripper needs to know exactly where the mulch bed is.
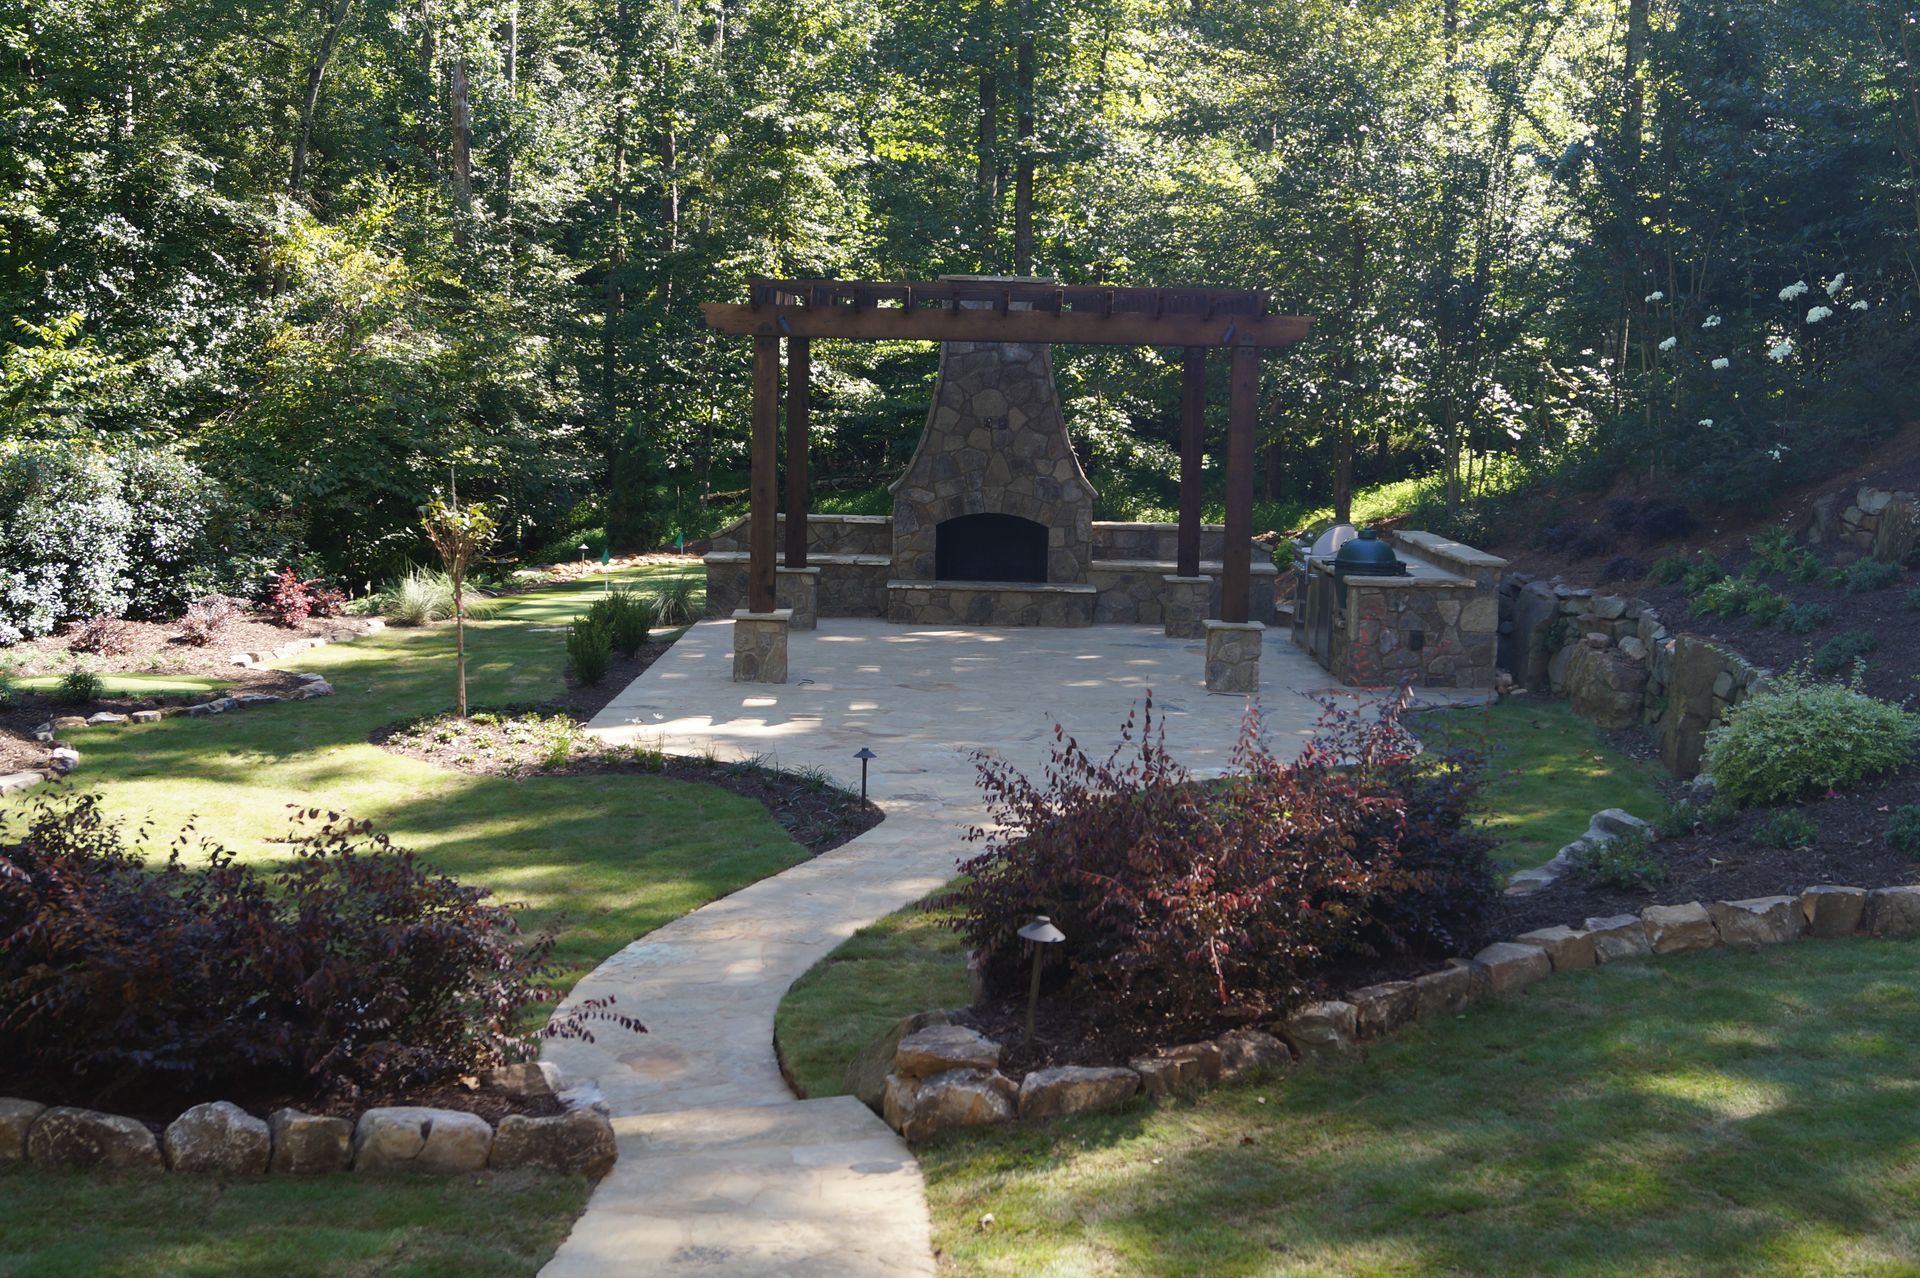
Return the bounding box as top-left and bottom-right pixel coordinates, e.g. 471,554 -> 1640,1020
375,640 -> 882,860
5,611 -> 368,682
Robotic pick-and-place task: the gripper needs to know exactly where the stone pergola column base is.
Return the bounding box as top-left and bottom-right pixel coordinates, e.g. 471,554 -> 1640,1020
775,566 -> 821,630
732,609 -> 793,683
1162,574 -> 1213,639
1203,619 -> 1264,695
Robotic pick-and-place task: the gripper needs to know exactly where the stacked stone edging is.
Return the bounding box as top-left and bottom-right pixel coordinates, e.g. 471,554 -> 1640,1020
865,881 -> 1920,1141
1505,807 -> 1653,896
0,1061 -> 615,1179
2,620 -> 383,799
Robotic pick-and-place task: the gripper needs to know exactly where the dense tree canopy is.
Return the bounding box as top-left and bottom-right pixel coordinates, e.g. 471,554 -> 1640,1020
3,0 -> 1914,576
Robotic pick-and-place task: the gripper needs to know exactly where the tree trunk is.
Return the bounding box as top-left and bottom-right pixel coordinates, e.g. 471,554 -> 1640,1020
604,0 -> 632,421
498,2 -> 517,219
454,578 -> 467,717
975,0 -> 999,269
1012,0 -> 1035,275
418,0 -> 439,179
449,52 -> 473,214
291,0 -> 358,199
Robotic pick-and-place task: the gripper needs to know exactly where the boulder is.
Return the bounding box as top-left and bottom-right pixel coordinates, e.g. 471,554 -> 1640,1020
1347,981 -> 1418,1038
51,716 -> 86,730
294,681 -> 335,700
1802,885 -> 1868,938
164,1101 -> 270,1174
1276,1001 -> 1360,1066
489,1110 -> 617,1178
1016,1066 -> 1140,1121
1641,902 -> 1718,954
0,1099 -> 46,1163
1412,964 -> 1480,1020
1863,886 -> 1920,938
1590,809 -> 1652,839
845,1010 -> 951,1114
0,772 -> 42,796
26,1107 -> 163,1171
351,1107 -> 492,1174
1129,1042 -> 1225,1096
893,1024 -> 1000,1079
1214,1028 -> 1292,1080
1513,925 -> 1596,971
1707,896 -> 1801,947
1661,635 -> 1739,776
1446,958 -> 1494,1002
85,711 -> 127,725
130,710 -> 162,724
268,1109 -> 352,1174
479,1061 -> 562,1104
882,1069 -> 1015,1141
1472,942 -> 1552,994
49,747 -> 80,773
1584,914 -> 1652,963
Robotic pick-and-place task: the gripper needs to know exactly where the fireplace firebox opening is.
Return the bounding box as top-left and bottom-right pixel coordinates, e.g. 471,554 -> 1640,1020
935,513 -> 1049,583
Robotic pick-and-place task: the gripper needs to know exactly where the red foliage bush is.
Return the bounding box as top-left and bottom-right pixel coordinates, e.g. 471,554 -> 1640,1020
948,693 -> 1496,1024
67,614 -> 135,656
308,584 -> 350,618
0,790 -> 641,1103
267,567 -> 318,627
174,594 -> 244,647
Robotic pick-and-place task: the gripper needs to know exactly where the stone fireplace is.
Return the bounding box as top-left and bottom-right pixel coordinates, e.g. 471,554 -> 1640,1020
889,335 -> 1096,587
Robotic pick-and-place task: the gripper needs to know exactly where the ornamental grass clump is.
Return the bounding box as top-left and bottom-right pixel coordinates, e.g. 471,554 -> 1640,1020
947,693 -> 1496,1025
1703,669 -> 1918,807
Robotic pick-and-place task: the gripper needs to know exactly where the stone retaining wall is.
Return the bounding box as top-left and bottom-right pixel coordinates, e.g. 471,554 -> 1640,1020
1499,577 -> 1768,776
0,1064 -> 615,1179
862,882 -> 1920,1141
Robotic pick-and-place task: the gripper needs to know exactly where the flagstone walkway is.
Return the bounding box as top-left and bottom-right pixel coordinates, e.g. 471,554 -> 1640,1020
538,620 -> 1465,1277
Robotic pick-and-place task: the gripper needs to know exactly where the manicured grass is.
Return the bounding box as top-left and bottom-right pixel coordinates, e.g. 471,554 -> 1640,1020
776,896 -> 971,1098
0,1166 -> 587,1278
1411,697 -> 1670,873
1,567 -> 786,978
921,941 -> 1920,1277
11,673 -> 229,696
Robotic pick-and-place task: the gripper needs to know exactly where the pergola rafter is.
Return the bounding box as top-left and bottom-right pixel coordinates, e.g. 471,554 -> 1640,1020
699,278 -> 1313,628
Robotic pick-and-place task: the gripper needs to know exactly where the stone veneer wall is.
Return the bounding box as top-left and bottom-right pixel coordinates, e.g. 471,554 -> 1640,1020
889,340 -> 1097,584
1806,482 -> 1918,561
1333,580 -> 1498,689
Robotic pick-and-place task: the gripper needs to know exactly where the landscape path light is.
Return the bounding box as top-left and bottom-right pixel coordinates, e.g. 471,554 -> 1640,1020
1017,914 -> 1066,1050
854,746 -> 876,801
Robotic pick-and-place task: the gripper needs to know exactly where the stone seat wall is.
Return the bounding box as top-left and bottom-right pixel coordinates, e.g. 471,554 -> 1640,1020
708,514 -> 892,557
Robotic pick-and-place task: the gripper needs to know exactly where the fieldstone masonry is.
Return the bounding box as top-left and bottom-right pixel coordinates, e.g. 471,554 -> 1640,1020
731,609 -> 791,683
1204,619 -> 1264,694
1161,574 -> 1212,638
775,565 -> 820,630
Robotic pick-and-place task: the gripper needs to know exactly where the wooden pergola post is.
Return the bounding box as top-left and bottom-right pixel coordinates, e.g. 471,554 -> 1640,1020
748,333 -> 780,614
784,337 -> 810,567
1220,343 -> 1259,625
1176,347 -> 1206,580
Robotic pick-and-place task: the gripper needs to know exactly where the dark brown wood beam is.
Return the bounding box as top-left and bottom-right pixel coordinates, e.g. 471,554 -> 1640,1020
784,336 -> 810,568
1176,346 -> 1206,579
1221,344 -> 1260,625
749,333 -> 779,613
702,303 -> 1311,349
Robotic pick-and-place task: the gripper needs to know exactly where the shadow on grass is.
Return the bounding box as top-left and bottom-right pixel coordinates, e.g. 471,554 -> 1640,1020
922,943 -> 1920,1277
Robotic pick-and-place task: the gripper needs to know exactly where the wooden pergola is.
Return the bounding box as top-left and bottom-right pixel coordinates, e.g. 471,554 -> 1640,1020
699,278 -> 1313,625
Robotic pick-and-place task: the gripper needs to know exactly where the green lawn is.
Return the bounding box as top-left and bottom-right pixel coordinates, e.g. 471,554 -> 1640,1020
0,1167 -> 583,1278
776,895 -> 971,1099
921,941 -> 1920,1277
13,673 -> 230,697
0,566 -> 835,1278
2,567 -> 797,977
1410,697 -> 1671,873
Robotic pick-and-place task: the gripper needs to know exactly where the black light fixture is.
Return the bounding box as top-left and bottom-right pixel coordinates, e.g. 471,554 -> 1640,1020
854,747 -> 876,801
1016,915 -> 1066,1049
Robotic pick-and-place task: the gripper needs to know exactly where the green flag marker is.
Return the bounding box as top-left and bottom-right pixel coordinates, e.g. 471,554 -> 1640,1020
600,547 -> 611,565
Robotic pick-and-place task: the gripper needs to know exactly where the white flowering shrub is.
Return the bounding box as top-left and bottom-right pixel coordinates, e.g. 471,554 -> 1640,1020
0,439 -> 236,644
1704,670 -> 1918,807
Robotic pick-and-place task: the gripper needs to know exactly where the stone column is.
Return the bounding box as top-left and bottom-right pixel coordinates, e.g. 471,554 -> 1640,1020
775,566 -> 821,631
1162,574 -> 1213,639
1203,619 -> 1264,695
732,609 -> 792,683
